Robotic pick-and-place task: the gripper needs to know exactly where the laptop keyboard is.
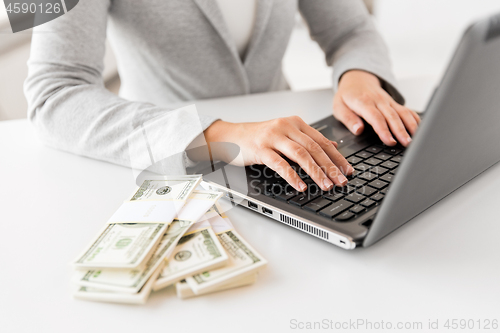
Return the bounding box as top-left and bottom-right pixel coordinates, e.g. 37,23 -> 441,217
249,144 -> 405,223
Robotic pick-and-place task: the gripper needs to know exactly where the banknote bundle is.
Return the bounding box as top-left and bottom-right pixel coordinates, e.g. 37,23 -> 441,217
155,205 -> 268,299
72,176 -> 219,303
71,176 -> 267,304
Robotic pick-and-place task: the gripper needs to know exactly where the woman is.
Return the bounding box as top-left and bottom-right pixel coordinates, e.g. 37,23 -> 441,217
25,0 -> 419,192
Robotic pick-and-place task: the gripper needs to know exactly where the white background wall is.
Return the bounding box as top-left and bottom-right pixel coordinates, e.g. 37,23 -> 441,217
1,0 -> 500,120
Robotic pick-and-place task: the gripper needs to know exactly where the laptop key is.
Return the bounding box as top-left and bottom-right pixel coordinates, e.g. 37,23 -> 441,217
380,161 -> 398,170
354,162 -> 372,172
370,166 -> 389,176
319,200 -> 353,219
346,156 -> 363,165
390,155 -> 402,163
335,185 -> 356,195
365,157 -> 383,166
323,192 -> 344,202
380,188 -> 389,195
365,146 -> 383,154
345,192 -> 366,204
358,171 -> 378,182
290,193 -> 321,207
368,179 -> 389,190
348,178 -> 367,188
360,198 -> 376,208
335,211 -> 355,222
383,147 -> 402,155
374,153 -> 392,161
304,198 -> 332,213
380,173 -> 394,183
275,187 -> 299,201
261,183 -> 274,197
371,193 -> 385,202
346,169 -> 360,180
350,205 -> 366,214
356,185 -> 377,197
355,151 -> 374,159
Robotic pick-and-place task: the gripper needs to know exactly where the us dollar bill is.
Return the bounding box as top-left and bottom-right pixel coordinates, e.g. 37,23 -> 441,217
73,262 -> 164,305
74,219 -> 192,294
185,230 -> 267,294
128,177 -> 201,202
153,226 -> 228,291
73,190 -> 221,294
175,274 -> 257,299
73,223 -> 169,269
73,177 -> 201,269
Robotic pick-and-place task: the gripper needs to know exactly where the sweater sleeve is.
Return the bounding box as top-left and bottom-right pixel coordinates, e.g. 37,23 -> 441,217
298,0 -> 405,105
24,0 -> 218,175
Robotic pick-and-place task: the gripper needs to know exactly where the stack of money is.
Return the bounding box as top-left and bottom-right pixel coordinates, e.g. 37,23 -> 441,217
72,176 -> 219,303
71,176 -> 268,304
154,204 -> 268,299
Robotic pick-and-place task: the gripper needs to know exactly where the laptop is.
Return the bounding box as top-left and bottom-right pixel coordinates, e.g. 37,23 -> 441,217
199,13 -> 500,249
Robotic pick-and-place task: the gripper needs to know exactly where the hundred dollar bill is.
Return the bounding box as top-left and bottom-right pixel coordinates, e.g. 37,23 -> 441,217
73,176 -> 201,269
73,262 -> 164,305
73,190 -> 221,293
185,229 -> 267,294
153,224 -> 228,291
175,274 -> 257,299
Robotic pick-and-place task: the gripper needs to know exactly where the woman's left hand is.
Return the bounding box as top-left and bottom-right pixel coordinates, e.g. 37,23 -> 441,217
333,70 -> 421,147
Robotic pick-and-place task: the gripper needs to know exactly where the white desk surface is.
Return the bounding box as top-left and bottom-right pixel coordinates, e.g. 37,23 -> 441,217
1,78 -> 499,333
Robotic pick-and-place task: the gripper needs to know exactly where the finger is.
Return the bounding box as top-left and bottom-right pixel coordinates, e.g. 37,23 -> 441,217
274,138 -> 338,190
259,149 -> 306,192
392,103 -> 419,136
377,102 -> 412,146
411,110 -> 421,125
331,141 -> 338,148
288,129 -> 349,185
333,100 -> 365,135
348,101 -> 397,146
297,124 -> 355,177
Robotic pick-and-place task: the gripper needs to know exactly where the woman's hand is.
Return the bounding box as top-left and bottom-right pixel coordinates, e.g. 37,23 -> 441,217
203,117 -> 355,192
333,70 -> 421,147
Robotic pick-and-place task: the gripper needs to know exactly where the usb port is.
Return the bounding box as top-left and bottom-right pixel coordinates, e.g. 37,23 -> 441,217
262,207 -> 273,215
248,201 -> 258,210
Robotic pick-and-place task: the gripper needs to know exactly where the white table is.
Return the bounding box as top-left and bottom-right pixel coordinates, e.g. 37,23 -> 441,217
1,79 -> 499,333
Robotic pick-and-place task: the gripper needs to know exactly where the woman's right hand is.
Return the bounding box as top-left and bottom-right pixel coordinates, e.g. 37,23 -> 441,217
202,116 -> 355,192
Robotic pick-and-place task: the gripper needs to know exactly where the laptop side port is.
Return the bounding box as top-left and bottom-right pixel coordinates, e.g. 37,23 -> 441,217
262,207 -> 273,215
248,201 -> 258,210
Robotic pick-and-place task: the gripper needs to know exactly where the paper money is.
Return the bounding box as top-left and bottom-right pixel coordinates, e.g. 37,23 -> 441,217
175,274 -> 257,299
73,190 -> 221,294
153,224 -> 228,291
73,262 -> 164,305
73,176 -> 201,269
185,228 -> 267,294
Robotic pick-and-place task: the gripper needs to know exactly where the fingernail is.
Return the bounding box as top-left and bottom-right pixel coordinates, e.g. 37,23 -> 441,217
406,137 -> 412,145
348,165 -> 355,174
299,181 -> 307,191
338,174 -> 348,185
353,123 -> 362,135
390,137 -> 397,145
323,178 -> 334,190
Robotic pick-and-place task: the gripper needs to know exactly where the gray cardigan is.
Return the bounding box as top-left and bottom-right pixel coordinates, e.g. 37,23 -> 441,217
25,0 -> 403,174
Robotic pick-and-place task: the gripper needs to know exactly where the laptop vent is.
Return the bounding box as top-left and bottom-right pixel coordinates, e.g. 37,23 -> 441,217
279,214 -> 329,240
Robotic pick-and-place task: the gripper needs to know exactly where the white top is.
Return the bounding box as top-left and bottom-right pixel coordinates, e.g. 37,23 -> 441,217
216,0 -> 257,57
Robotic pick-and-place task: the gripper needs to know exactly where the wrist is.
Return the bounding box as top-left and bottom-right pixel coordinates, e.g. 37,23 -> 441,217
204,120 -> 234,143
340,70 -> 381,88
